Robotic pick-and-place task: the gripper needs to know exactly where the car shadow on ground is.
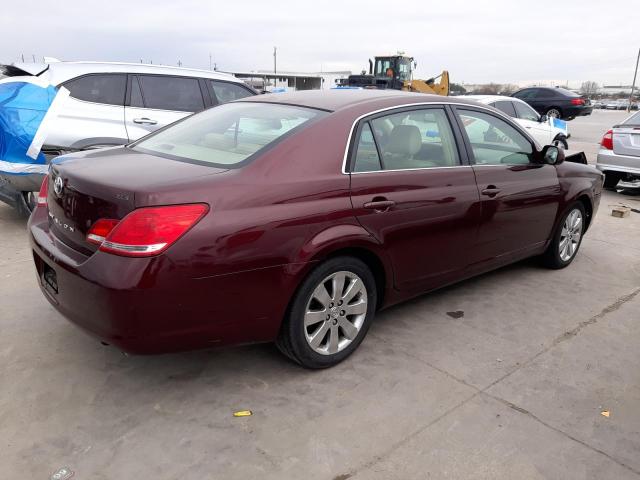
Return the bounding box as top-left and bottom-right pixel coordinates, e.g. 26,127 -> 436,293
71,256 -> 543,389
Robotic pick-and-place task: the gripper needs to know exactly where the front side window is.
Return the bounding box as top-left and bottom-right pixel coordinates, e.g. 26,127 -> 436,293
514,101 -> 540,121
64,74 -> 126,106
137,75 -> 204,112
492,101 -> 517,117
352,108 -> 459,172
458,109 -> 533,165
374,58 -> 393,77
210,80 -> 253,104
133,102 -> 324,168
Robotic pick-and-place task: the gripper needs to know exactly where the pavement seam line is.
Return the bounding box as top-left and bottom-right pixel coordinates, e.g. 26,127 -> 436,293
483,392 -> 640,477
344,286 -> 640,479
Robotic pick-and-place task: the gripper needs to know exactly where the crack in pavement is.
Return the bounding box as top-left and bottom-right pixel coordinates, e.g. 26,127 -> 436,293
340,286 -> 640,479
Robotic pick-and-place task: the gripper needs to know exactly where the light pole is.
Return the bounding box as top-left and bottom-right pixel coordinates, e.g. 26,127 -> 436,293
628,48 -> 639,112
273,46 -> 277,88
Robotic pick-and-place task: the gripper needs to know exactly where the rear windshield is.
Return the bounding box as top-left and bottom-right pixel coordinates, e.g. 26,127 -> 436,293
623,111 -> 640,125
555,87 -> 580,97
133,102 -> 325,168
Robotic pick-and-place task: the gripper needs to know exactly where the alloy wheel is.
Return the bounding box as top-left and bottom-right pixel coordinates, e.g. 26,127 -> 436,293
559,209 -> 583,262
547,108 -> 561,118
304,271 -> 368,355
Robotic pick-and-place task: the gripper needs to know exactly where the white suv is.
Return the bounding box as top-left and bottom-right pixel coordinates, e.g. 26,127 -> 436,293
0,60 -> 255,214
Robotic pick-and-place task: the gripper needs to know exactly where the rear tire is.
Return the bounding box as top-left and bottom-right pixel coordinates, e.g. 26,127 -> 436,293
546,107 -> 562,119
276,256 -> 377,369
603,172 -> 621,190
542,202 -> 586,269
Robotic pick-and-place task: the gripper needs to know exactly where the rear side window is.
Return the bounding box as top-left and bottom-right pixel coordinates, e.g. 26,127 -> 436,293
210,80 -> 253,103
64,74 -> 126,106
353,123 -> 381,172
137,75 -> 205,112
513,89 -> 536,99
354,108 -> 459,171
492,101 -> 517,117
133,102 -> 324,168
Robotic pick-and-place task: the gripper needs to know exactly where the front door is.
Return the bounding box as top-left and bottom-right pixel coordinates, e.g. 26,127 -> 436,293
453,107 -> 562,268
348,106 -> 481,293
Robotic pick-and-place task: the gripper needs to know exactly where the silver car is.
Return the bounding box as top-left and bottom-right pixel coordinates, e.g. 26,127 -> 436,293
0,60 -> 255,214
596,110 -> 640,189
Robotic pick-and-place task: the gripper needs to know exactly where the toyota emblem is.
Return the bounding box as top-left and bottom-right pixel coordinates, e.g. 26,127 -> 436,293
53,175 -> 64,197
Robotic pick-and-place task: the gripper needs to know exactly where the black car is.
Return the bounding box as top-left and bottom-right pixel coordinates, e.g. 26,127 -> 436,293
512,87 -> 593,120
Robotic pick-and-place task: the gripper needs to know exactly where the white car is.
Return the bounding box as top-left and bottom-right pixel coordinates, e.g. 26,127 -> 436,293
0,60 -> 255,214
466,95 -> 569,149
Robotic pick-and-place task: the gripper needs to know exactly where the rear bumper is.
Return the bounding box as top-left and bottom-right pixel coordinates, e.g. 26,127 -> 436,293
28,207 -> 292,354
566,105 -> 593,118
596,149 -> 640,177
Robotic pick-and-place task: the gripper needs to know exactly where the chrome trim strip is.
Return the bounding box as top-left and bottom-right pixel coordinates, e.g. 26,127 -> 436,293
340,101 -> 537,174
351,165 -> 473,175
101,240 -> 167,253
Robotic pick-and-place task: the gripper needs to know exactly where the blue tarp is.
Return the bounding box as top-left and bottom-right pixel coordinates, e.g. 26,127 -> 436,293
0,81 -> 59,175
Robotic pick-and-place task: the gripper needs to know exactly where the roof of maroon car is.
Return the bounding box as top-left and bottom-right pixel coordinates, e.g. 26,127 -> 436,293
241,89 -> 478,112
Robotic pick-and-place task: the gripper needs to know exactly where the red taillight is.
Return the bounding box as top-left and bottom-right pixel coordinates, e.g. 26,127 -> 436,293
96,204 -> 208,257
601,129 -> 613,150
37,176 -> 48,207
571,98 -> 585,106
86,219 -> 120,245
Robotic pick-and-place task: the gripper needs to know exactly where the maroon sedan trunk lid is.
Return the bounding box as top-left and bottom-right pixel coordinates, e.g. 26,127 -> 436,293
47,147 -> 226,254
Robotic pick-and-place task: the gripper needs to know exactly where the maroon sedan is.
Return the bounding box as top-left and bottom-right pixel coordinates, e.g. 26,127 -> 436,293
29,90 -> 603,368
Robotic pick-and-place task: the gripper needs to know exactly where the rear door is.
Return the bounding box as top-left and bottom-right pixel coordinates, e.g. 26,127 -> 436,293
452,106 -> 561,267
51,73 -> 128,148
348,105 -> 481,293
124,74 -> 206,141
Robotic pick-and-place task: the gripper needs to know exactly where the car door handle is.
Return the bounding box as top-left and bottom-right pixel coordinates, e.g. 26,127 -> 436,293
481,186 -> 501,197
363,199 -> 396,212
133,117 -> 158,125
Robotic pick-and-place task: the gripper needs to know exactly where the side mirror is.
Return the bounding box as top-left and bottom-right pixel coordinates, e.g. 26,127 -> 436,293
540,145 -> 564,165
539,114 -> 548,123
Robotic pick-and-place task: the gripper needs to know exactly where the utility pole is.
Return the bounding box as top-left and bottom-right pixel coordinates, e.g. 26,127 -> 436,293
273,46 -> 277,83
177,60 -> 182,67
628,48 -> 640,112
209,52 -> 212,71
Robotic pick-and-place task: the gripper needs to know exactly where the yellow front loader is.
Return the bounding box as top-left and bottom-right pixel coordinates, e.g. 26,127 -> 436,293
347,53 -> 449,96
402,70 -> 449,96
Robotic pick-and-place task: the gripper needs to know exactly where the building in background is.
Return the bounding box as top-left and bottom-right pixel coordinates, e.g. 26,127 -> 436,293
228,70 -> 351,93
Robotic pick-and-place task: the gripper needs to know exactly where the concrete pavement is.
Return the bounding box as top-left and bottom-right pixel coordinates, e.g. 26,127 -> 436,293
1,111 -> 640,479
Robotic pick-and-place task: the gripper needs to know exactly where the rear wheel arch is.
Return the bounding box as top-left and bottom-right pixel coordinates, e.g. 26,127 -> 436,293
318,247 -> 387,310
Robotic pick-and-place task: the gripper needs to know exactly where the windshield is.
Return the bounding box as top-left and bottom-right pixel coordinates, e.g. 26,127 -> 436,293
374,57 -> 411,81
133,102 -> 325,167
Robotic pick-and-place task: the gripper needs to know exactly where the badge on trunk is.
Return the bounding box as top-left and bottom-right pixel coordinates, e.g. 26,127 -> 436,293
53,175 -> 63,197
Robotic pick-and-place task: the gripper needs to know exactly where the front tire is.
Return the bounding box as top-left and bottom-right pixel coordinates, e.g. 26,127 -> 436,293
277,256 -> 377,369
553,135 -> 568,150
542,203 -> 586,269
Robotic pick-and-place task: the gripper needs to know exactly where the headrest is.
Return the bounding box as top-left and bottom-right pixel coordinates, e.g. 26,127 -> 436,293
385,125 -> 422,156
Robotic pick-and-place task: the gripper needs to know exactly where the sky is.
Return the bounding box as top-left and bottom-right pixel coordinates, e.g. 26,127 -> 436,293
2,0 -> 638,87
